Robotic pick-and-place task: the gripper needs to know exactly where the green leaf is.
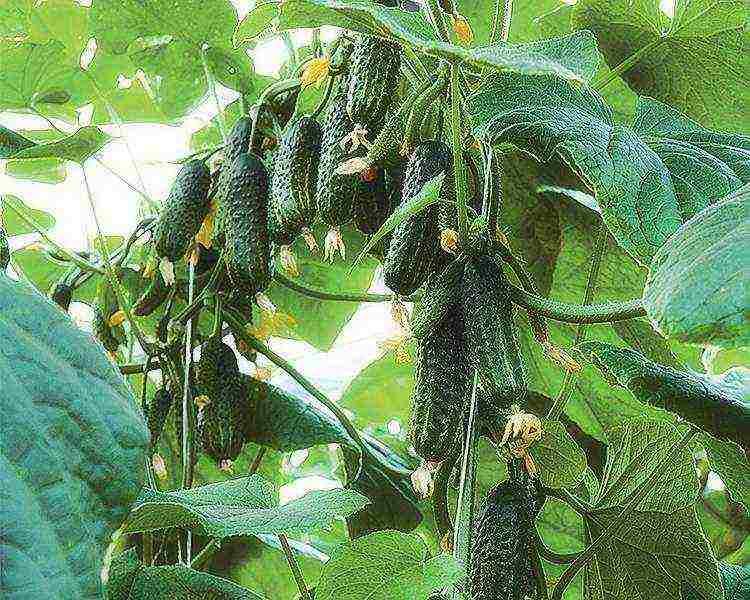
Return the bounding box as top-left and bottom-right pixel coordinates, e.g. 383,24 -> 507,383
10,248 -> 67,295
315,531 -> 463,600
232,1 -> 280,44
238,0 -> 601,82
123,474 -> 368,538
470,76 -> 750,263
572,0 -> 750,132
108,549 -> 267,599
530,419 -> 586,489
536,498 -> 585,599
246,378 -> 354,451
0,274 -> 149,599
2,194 -> 56,235
701,434 -> 750,512
266,224 -> 377,351
356,173 -> 445,268
643,186 -> 750,349
577,341 -> 750,448
582,418 -> 721,600
6,157 -> 67,184
89,0 -> 251,120
0,40 -> 75,112
339,351 -> 415,428
0,125 -> 35,157
611,318 -> 682,370
9,126 -> 110,164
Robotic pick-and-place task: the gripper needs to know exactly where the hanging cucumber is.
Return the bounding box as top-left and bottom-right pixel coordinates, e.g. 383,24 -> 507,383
222,152 -> 271,294
49,280 -> 74,311
92,281 -> 123,354
383,140 -> 453,296
146,387 -> 174,450
410,303 -> 469,463
132,270 -> 170,317
153,159 -> 212,262
462,254 -> 527,424
354,167 -> 392,235
269,115 -> 322,245
470,462 -> 543,600
346,35 -> 401,132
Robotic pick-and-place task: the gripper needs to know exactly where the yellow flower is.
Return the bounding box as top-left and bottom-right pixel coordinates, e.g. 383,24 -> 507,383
108,310 -> 126,327
301,57 -> 330,88
195,202 -> 215,249
451,14 -> 474,44
440,228 -> 459,254
194,394 -> 211,409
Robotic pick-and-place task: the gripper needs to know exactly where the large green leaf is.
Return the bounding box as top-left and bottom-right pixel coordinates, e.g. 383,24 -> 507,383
643,186 -> 750,349
338,351 -> 415,428
571,0 -> 750,132
0,274 -> 149,599
315,531 -> 463,600
581,418 -> 721,600
236,0 -> 601,82
701,434 -> 750,512
89,0 -> 253,121
2,194 -> 56,236
537,498 -> 585,599
107,549 -> 267,599
470,76 -> 750,263
530,419 -> 587,489
9,126 -> 110,164
577,341 -> 750,448
266,224 -> 377,351
123,474 -> 368,538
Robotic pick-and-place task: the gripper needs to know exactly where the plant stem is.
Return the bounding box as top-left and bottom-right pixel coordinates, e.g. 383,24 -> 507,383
547,225 -> 608,420
81,166 -> 152,352
550,427 -> 698,600
402,44 -> 430,82
534,530 -> 581,564
498,0 -> 514,43
592,37 -> 665,92
544,487 -> 593,516
3,196 -> 105,275
452,371 -> 480,578
224,309 -> 368,453
190,538 -> 220,569
449,66 -> 470,242
529,538 -> 550,600
274,272 -> 403,303
248,446 -> 267,475
279,534 -> 312,600
425,0 -> 450,41
508,283 -> 644,324
180,260 -> 197,492
433,445 -> 461,543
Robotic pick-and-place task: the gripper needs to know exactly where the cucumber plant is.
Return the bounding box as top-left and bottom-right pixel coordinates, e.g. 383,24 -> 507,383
2,1 -> 748,600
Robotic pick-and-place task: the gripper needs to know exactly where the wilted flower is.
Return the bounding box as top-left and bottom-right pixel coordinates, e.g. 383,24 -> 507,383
301,57 -> 330,88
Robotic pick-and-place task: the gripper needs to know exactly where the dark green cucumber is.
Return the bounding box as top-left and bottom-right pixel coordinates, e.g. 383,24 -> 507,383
270,115 -> 322,244
0,227 -> 9,270
411,257 -> 465,339
92,281 -> 123,353
346,35 -> 401,131
317,91 -> 369,228
197,338 -> 240,397
133,270 -> 169,317
410,303 -> 469,463
383,140 -> 453,296
462,255 -> 526,420
153,159 -> 212,262
147,387 -> 174,449
470,463 -> 543,600
198,372 -> 246,464
222,152 -> 271,293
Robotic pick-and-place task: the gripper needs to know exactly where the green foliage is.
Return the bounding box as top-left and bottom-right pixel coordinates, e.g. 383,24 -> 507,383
0,273 -> 149,599
8,126 -> 110,164
314,531 -> 462,600
123,475 -> 368,538
2,194 -> 56,235
644,186 -> 750,349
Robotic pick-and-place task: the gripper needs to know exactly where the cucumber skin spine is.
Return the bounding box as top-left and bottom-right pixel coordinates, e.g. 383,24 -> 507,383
222,152 -> 272,294
270,115 -> 322,244
153,159 -> 212,262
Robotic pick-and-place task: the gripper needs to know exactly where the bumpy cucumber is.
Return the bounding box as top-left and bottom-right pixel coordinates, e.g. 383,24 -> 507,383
462,254 -> 526,421
470,463 -> 543,600
411,257 -> 465,339
346,35 -> 401,131
153,159 -> 212,262
354,168 -> 392,235
410,303 -> 469,462
147,387 -> 174,450
270,115 -> 322,244
0,227 -> 10,270
383,140 -> 453,295
197,339 -> 240,397
133,270 -> 169,317
198,372 -> 246,464
317,91 -> 369,228
49,281 -> 73,311
221,152 -> 271,293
